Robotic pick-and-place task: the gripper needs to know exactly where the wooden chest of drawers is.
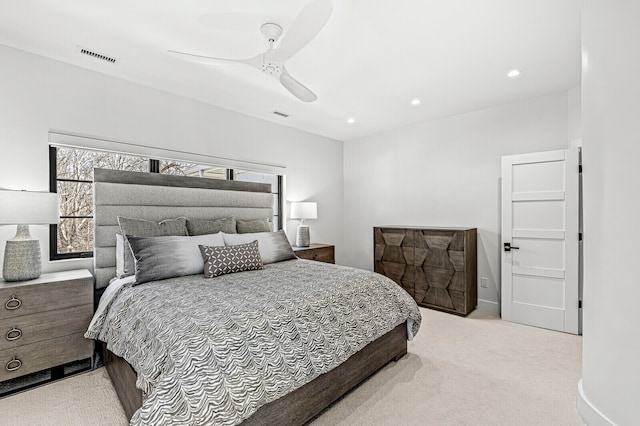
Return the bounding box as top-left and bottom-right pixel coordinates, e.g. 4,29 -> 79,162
293,244 -> 335,264
0,270 -> 94,381
374,227 -> 477,316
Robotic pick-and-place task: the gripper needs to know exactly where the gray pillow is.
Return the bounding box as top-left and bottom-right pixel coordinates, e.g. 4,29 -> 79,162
187,217 -> 236,236
236,218 -> 271,234
127,233 -> 225,284
222,230 -> 296,264
199,241 -> 263,278
116,217 -> 188,278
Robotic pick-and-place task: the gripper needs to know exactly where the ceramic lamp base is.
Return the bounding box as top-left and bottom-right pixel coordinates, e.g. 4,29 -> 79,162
2,225 -> 42,282
295,225 -> 310,247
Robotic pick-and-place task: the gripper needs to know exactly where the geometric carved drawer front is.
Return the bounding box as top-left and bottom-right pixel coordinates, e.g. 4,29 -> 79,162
374,227 -> 416,298
375,227 -> 477,316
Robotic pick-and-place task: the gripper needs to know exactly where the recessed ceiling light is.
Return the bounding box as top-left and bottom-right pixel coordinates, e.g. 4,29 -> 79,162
507,69 -> 521,79
347,118 -> 355,124
411,98 -> 421,106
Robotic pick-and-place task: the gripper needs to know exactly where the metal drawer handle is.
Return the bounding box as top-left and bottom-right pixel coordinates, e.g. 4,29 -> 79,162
312,252 -> 318,260
5,296 -> 22,310
5,357 -> 22,372
6,326 -> 22,341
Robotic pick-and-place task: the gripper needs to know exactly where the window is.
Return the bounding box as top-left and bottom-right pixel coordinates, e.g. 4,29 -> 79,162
155,160 -> 282,229
49,146 -> 150,259
233,169 -> 282,230
49,146 -> 283,260
158,161 -> 228,180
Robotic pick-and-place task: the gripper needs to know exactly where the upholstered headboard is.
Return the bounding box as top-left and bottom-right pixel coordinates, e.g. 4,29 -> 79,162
93,168 -> 274,289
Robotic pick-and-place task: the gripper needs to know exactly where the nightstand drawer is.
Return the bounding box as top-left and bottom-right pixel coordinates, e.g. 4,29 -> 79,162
0,278 -> 93,320
0,304 -> 93,350
295,245 -> 335,264
0,333 -> 93,381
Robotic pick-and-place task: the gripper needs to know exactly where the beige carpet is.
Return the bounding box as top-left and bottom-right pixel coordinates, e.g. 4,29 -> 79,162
0,308 -> 584,425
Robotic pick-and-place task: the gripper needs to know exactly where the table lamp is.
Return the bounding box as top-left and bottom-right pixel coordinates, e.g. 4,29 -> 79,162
290,201 -> 317,247
0,190 -> 60,281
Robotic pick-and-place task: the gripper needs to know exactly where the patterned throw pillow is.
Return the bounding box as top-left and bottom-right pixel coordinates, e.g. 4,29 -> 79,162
199,241 -> 264,278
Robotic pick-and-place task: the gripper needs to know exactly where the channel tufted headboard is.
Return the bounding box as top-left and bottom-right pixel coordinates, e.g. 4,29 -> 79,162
93,168 -> 274,289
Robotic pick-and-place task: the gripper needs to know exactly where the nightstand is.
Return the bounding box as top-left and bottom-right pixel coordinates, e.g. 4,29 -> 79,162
0,269 -> 93,386
293,244 -> 335,264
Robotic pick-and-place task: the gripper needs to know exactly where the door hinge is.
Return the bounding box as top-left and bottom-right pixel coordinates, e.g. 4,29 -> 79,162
579,164 -> 583,173
579,232 -> 583,241
579,300 -> 583,309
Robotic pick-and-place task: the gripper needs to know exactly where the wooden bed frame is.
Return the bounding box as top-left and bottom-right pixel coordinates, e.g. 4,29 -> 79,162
103,323 -> 407,425
93,169 -> 410,424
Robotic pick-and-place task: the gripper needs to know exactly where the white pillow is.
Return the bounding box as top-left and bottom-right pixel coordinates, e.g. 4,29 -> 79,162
222,230 -> 296,264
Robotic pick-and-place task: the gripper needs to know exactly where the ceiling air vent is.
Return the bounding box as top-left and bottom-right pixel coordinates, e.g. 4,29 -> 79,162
77,46 -> 117,64
271,111 -> 290,118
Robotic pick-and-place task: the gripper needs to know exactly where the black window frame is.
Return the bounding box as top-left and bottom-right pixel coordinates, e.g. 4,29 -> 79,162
49,146 -> 94,260
229,169 -> 282,230
49,147 -> 283,261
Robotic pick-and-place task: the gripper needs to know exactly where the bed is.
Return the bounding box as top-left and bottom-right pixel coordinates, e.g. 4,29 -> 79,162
86,169 -> 421,425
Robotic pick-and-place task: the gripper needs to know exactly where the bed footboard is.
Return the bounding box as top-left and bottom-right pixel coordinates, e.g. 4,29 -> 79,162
245,322 -> 408,426
102,322 -> 408,425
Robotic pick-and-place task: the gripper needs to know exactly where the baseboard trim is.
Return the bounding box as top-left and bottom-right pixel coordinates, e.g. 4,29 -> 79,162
577,379 -> 615,426
476,299 -> 500,315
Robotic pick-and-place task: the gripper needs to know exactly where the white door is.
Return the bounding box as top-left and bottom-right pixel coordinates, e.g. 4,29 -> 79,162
501,148 -> 580,334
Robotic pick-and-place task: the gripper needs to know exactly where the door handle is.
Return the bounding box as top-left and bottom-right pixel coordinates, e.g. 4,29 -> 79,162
504,242 -> 520,252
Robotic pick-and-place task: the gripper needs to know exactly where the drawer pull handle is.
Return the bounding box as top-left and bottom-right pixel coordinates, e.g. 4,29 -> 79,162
312,252 -> 318,260
5,296 -> 22,310
6,327 -> 22,341
5,357 -> 22,372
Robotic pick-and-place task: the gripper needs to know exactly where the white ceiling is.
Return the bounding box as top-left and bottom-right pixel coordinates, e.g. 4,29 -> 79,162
0,0 -> 581,141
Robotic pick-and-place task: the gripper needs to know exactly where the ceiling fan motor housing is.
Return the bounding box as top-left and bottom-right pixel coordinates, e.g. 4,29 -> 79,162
260,23 -> 284,76
260,23 -> 283,42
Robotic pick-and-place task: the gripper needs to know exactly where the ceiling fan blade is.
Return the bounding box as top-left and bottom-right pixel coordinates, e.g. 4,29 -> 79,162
279,67 -> 317,102
169,49 -> 241,64
272,0 -> 333,63
168,50 -> 263,68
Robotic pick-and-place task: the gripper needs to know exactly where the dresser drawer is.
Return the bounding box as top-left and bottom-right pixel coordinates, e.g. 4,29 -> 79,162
0,278 -> 93,320
0,304 -> 93,350
0,333 -> 93,381
295,246 -> 335,264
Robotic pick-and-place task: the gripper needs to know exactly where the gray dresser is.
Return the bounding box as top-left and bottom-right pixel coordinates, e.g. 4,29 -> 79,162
0,270 -> 94,382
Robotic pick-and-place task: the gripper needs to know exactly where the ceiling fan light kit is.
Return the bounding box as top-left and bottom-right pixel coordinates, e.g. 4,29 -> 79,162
170,0 -> 333,102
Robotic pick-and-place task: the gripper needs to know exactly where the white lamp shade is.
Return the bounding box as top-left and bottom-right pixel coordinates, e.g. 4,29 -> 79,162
0,190 -> 60,225
290,201 -> 317,220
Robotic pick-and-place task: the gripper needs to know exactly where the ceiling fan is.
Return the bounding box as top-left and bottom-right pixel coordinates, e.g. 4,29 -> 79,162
169,0 -> 333,102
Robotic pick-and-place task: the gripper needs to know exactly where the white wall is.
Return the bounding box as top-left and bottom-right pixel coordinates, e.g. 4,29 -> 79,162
0,45 -> 344,274
343,91 -> 576,313
578,1 -> 640,424
568,85 -> 582,147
